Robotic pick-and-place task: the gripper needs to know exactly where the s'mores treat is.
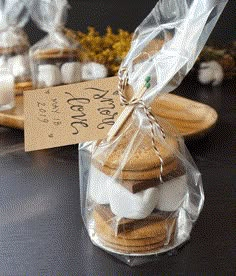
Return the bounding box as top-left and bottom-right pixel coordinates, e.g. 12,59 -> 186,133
29,0 -> 82,89
93,205 -> 176,254
0,38 -> 31,82
77,0 -> 226,264
31,48 -> 81,88
84,128 -> 188,255
0,34 -> 32,98
0,1 -> 31,108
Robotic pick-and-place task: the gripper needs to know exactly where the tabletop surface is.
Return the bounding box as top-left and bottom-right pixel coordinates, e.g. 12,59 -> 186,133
0,77 -> 235,275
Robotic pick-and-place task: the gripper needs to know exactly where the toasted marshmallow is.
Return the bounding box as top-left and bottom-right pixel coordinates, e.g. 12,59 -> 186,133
155,175 -> 187,211
61,62 -> 81,84
82,62 -> 108,80
38,64 -> 61,87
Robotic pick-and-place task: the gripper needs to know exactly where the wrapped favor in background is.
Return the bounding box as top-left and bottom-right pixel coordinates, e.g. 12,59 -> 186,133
0,0 -> 31,110
29,0 -> 82,89
79,0 -> 228,266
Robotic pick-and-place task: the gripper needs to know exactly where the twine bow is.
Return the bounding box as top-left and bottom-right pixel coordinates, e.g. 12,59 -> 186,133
113,67 -> 166,183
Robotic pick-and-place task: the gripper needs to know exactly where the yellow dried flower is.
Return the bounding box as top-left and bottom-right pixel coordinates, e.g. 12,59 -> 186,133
65,27 -> 236,80
64,26 -> 132,75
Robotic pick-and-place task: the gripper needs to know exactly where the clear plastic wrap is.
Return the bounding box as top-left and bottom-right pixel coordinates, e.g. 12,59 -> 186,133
0,0 -> 30,110
29,0 -> 82,89
79,0 -> 228,266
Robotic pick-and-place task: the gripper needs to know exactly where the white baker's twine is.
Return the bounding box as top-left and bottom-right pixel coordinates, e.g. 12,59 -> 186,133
117,67 -> 166,183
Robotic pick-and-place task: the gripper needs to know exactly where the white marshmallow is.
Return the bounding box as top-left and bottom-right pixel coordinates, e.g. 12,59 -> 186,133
0,32 -> 19,48
8,55 -> 30,77
89,164 -> 188,218
61,62 -> 81,84
198,61 -> 224,86
89,165 -> 158,219
89,165 -> 110,204
0,73 -> 14,107
155,175 -> 187,211
0,56 -> 8,70
82,62 -> 108,81
109,183 -> 158,219
37,64 -> 62,88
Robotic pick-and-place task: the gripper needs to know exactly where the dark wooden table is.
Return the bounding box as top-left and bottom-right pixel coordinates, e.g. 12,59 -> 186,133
0,77 -> 235,274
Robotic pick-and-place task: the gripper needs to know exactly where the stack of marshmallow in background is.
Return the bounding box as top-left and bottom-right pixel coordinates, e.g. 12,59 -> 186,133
0,0 -> 109,111
0,48 -> 31,109
0,29 -> 30,78
7,54 -> 30,81
0,72 -> 14,109
0,0 -> 30,110
0,51 -> 13,108
81,62 -> 108,81
29,0 -> 108,90
37,61 -> 82,88
63,61 -> 108,82
36,60 -> 108,88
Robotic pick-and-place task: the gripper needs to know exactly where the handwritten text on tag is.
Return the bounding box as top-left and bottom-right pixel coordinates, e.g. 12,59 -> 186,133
24,77 -> 123,151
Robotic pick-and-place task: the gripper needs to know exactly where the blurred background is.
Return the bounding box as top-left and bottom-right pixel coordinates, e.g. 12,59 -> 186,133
25,0 -> 236,45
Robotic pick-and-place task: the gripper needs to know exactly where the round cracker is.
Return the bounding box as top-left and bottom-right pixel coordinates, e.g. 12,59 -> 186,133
33,48 -> 79,60
94,208 -> 176,240
94,133 -> 178,172
0,45 -> 29,55
15,81 -> 32,91
97,236 -> 169,253
93,158 -> 179,180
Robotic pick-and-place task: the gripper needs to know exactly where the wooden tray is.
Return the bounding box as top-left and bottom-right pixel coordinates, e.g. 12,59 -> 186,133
0,94 -> 217,139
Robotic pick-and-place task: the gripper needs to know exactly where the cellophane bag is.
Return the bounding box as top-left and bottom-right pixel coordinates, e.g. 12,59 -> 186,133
29,0 -> 82,89
0,0 -> 31,105
79,0 -> 228,266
